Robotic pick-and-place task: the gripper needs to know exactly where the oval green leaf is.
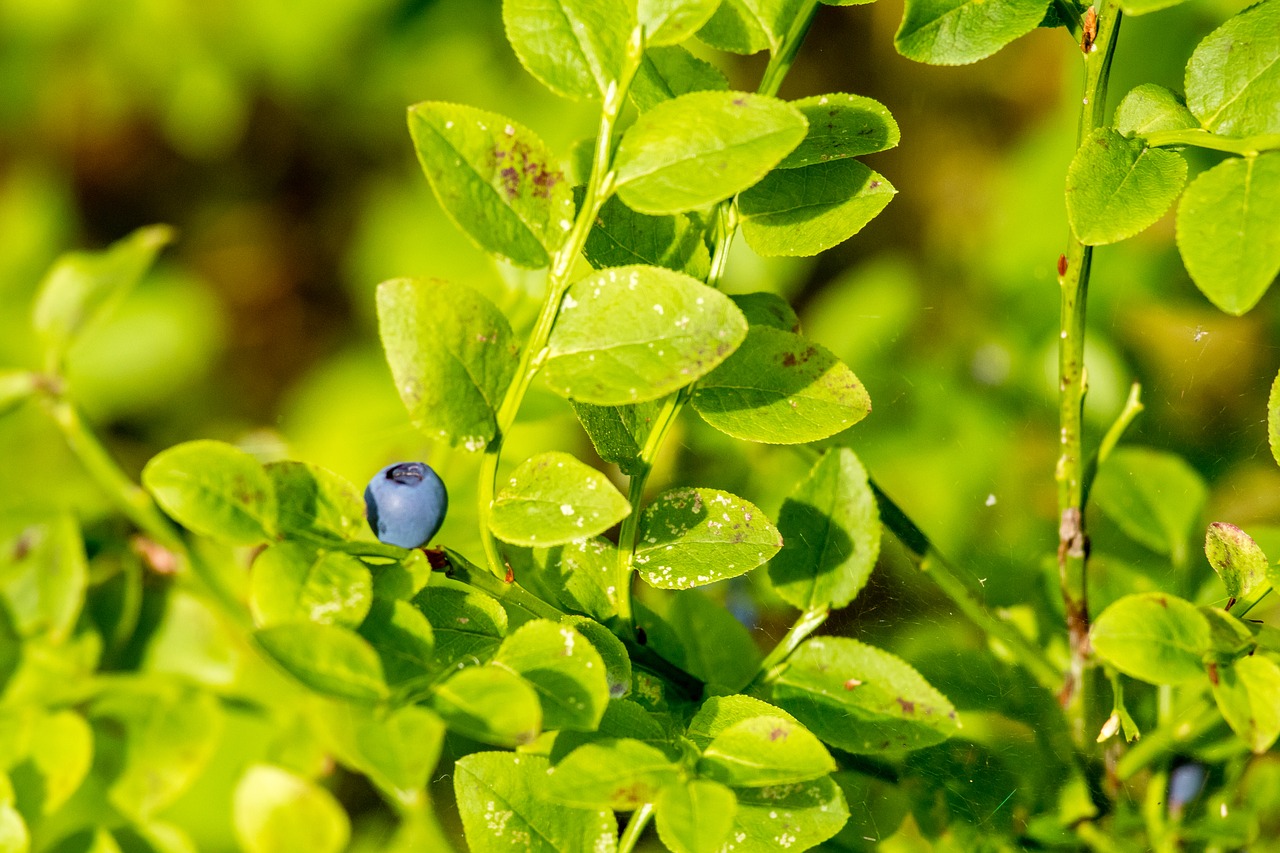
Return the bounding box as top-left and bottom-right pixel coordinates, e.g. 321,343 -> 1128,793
780,93 -> 900,168
691,326 -> 871,444
1090,592 -> 1211,685
639,0 -> 721,46
548,738 -> 682,809
655,779 -> 737,853
1091,446 -> 1207,565
455,752 -> 618,853
492,619 -> 610,731
408,102 -> 574,267
378,277 -> 518,449
740,159 -> 896,257
312,702 -> 444,804
582,195 -> 711,279
431,665 -> 542,747
233,765 -> 349,853
266,461 -> 367,543
1205,522 -> 1269,604
358,598 -> 436,690
250,543 -> 373,629
544,265 -> 748,405
254,622 -> 389,704
771,636 -> 959,753
490,452 -> 631,547
726,776 -> 848,853
699,715 -> 836,787
635,488 -> 782,589
1114,84 -> 1198,137
142,439 -> 276,545
413,585 -> 508,671
1176,153 -> 1280,316
503,0 -> 634,101
1066,128 -> 1187,246
1212,654 -> 1280,753
895,0 -> 1049,66
631,45 -> 729,112
1185,0 -> 1280,138
769,447 -> 880,611
614,91 -> 807,214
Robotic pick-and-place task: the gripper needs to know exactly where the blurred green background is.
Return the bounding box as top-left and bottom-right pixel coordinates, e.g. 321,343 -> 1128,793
2,0 -> 1278,845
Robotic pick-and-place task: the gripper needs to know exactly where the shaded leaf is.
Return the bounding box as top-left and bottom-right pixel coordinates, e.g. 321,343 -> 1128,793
431,666 -> 542,747
769,448 -> 880,611
635,488 -> 781,589
655,779 -> 736,853
408,102 -> 574,267
582,194 -> 710,279
726,776 -> 848,852
358,598 -> 436,690
1090,592 -> 1210,685
490,452 -> 630,547
730,293 -> 800,332
1212,655 -> 1280,753
780,93 -> 900,168
572,400 -> 662,477
492,619 -> 610,731
637,591 -> 762,690
691,326 -> 871,444
313,702 -> 444,804
413,585 -> 508,671
266,461 -> 367,542
631,45 -> 729,112
254,622 -> 389,704
544,265 -> 747,405
377,277 -> 518,449
507,538 -> 618,622
1091,446 -> 1207,565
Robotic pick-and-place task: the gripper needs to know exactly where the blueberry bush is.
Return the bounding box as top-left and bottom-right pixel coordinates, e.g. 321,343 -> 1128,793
2,0 -> 1280,850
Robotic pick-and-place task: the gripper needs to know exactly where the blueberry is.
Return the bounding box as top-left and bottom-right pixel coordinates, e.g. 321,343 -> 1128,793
1168,762 -> 1205,814
364,461 -> 448,549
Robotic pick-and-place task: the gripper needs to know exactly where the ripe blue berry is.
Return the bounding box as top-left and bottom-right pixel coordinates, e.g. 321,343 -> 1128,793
365,461 -> 448,549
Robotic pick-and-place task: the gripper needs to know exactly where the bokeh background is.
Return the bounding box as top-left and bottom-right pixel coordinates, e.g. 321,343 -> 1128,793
2,0 -> 1276,846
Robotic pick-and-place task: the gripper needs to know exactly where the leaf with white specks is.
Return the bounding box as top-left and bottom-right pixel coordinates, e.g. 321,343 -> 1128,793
489,452 -> 630,547
721,775 -> 849,852
635,488 -> 781,589
544,265 -> 748,406
492,619 -> 610,731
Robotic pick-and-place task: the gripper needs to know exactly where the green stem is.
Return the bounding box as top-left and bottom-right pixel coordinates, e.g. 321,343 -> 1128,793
1146,128 -> 1280,156
759,0 -> 820,97
752,606 -> 828,686
476,32 -> 645,578
1057,0 -> 1122,732
873,481 -> 1062,693
617,804 -> 654,853
431,558 -> 564,622
1081,381 -> 1143,506
1116,697 -> 1218,780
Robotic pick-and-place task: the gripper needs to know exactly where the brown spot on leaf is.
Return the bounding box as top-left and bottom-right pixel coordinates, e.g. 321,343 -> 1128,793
844,679 -> 863,690
769,726 -> 789,741
896,697 -> 916,714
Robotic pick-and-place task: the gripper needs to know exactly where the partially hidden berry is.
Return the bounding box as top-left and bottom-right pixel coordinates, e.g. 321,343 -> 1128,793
365,461 -> 448,549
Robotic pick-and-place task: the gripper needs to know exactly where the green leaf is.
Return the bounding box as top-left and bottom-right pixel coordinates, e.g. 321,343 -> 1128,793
769,448 -> 880,611
573,399 -> 662,477
1185,0 -> 1280,138
696,0 -> 800,54
635,488 -> 781,589
502,0 -> 634,101
254,622 -> 389,703
1176,153 -> 1280,315
1211,654 -> 1280,753
455,752 -> 618,853
33,225 -> 173,367
631,45 -> 729,112
582,194 -> 711,279
726,776 -> 849,852
91,685 -> 222,819
894,0 -> 1049,65
1113,84 -> 1198,136
655,779 -> 736,853
413,585 -> 508,670
233,764 -> 349,853
549,698 -> 670,763
1271,368 -> 1280,468
1092,447 -> 1207,565
492,619 -> 610,731
639,0 -> 721,45
543,265 -> 748,405
142,439 -> 276,545
507,538 -> 619,622
1205,522 -> 1269,604
357,598 -> 436,690
699,715 -> 835,786
691,326 -> 871,444
614,91 -> 808,214
431,665 -> 542,747
377,277 -> 518,449
1090,592 -> 1211,685
771,637 -> 959,753
0,800 -> 27,853
250,543 -> 373,629
490,452 -> 631,547
730,293 -> 800,332
312,702 -> 444,804
266,461 -> 367,542
638,591 -> 763,690
780,93 -> 900,168
0,515 -> 87,642
1120,0 -> 1188,15
548,738 -> 681,808
740,159 -> 896,256
28,710 -> 93,815
408,102 -> 574,267
687,695 -> 800,748
0,371 -> 37,417
564,615 -> 633,698
1065,128 -> 1187,246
